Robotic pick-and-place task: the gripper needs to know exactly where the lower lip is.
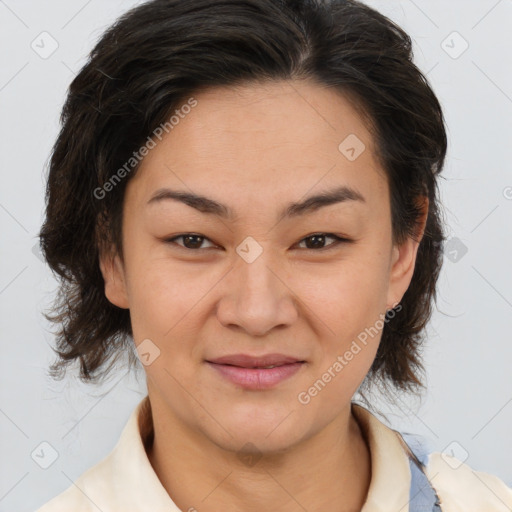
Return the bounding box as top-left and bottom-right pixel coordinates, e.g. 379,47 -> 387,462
206,361 -> 304,390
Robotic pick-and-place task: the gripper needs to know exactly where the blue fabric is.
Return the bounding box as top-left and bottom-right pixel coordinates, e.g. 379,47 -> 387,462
408,456 -> 442,511
400,433 -> 443,511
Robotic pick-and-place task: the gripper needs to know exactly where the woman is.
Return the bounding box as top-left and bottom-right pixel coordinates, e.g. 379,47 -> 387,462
36,0 -> 512,510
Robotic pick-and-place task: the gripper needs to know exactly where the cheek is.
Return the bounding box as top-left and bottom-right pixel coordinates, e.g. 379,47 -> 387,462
301,273 -> 385,406
291,254 -> 390,331
287,253 -> 390,390
124,252 -> 227,350
122,252 -> 193,339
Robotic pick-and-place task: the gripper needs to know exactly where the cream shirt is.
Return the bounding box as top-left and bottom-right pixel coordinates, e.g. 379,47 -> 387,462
36,395 -> 512,511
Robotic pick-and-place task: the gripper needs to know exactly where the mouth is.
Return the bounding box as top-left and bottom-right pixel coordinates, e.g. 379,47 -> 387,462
205,354 -> 306,390
206,353 -> 305,367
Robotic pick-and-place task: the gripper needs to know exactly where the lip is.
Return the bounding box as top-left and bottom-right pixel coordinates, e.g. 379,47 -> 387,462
205,353 -> 306,390
207,353 -> 305,367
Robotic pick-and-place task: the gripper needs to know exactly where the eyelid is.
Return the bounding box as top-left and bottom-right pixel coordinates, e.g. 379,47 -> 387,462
164,233 -> 352,251
295,233 -> 351,250
165,233 -> 219,250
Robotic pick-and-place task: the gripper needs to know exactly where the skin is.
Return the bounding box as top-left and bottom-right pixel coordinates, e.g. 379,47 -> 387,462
99,79 -> 427,512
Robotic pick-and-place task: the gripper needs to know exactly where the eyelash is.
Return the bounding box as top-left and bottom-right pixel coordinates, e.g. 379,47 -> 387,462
164,233 -> 352,252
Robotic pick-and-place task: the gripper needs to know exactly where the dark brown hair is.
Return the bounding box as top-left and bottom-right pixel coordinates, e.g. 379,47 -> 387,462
38,0 -> 447,404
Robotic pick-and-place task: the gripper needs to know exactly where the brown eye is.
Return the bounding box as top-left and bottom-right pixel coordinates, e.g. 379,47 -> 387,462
166,234 -> 216,250
296,233 -> 348,250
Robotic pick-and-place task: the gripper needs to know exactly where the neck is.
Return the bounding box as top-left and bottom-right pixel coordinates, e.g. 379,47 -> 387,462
144,398 -> 371,512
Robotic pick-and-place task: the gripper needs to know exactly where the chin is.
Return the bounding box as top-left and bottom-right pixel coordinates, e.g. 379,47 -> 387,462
211,427 -> 304,458
203,405 -> 310,455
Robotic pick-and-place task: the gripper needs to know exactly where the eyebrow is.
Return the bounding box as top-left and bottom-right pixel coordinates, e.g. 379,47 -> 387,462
146,185 -> 366,222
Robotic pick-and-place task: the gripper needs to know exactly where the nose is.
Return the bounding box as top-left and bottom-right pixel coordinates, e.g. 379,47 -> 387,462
215,248 -> 299,337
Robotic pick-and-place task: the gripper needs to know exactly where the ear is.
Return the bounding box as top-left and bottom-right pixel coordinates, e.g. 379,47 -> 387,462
386,197 -> 429,309
98,248 -> 130,309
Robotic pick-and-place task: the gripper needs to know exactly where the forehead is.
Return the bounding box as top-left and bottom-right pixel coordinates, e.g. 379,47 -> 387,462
126,79 -> 388,214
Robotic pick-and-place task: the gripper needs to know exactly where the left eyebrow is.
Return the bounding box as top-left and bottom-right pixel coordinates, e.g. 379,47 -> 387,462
146,185 -> 366,222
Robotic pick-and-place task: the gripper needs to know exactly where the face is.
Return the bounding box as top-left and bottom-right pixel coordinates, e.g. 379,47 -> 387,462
100,79 -> 425,454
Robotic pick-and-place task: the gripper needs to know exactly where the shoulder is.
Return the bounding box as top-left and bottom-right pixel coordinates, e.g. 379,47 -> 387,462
35,454 -> 116,512
424,451 -> 512,511
35,485 -> 91,512
34,395 -> 168,511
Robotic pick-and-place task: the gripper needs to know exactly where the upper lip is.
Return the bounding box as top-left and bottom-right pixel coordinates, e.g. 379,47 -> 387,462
206,353 -> 305,368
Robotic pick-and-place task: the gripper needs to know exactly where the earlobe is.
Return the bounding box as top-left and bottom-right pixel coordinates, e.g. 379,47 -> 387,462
99,250 -> 130,309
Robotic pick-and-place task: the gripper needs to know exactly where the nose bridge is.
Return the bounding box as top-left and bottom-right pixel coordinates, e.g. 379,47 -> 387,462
235,237 -> 284,303
216,237 -> 298,335
238,241 -> 278,291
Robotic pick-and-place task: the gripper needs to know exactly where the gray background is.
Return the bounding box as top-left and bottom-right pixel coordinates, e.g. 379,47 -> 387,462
1,0 -> 511,510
